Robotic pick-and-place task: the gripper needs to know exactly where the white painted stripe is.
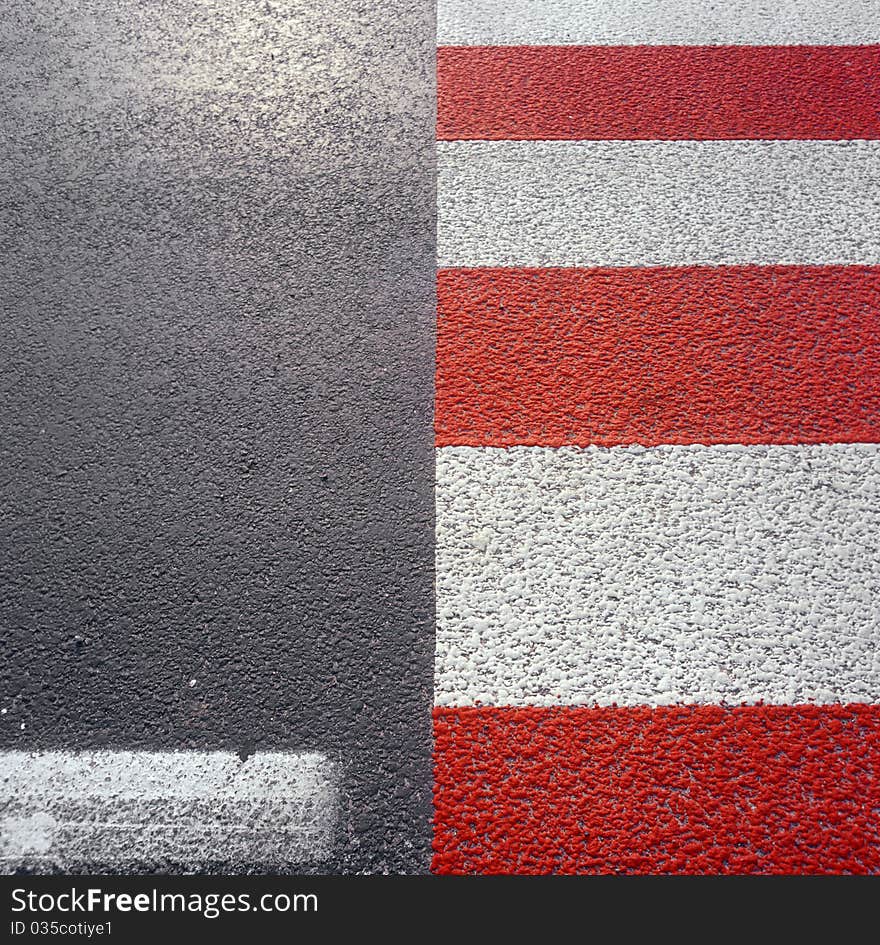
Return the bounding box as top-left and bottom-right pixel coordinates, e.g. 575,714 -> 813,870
438,0 -> 880,46
438,140 -> 880,268
1,751 -> 337,869
436,444 -> 880,707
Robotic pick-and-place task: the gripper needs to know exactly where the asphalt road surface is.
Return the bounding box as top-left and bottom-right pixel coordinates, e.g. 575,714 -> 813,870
1,0 -> 435,873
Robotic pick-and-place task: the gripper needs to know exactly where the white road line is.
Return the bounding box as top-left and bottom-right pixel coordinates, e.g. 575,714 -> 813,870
436,444 -> 880,707
438,140 -> 880,268
1,751 -> 337,869
438,0 -> 880,46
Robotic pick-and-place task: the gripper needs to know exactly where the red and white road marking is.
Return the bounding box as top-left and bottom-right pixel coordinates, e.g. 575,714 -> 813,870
435,1 -> 880,873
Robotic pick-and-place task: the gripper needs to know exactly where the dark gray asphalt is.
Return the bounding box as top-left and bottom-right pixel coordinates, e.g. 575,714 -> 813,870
0,0 -> 435,873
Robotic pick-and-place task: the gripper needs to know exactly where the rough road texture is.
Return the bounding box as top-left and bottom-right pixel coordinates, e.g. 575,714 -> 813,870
437,46 -> 880,141
2,751 -> 338,871
434,705 -> 880,874
438,140 -> 880,268
436,266 -> 880,447
437,0 -> 880,46
435,1 -> 880,874
0,0 -> 435,873
436,444 -> 880,707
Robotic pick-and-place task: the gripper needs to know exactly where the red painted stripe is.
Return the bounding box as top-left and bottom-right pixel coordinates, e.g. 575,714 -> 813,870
437,45 -> 880,140
436,265 -> 880,447
433,705 -> 880,875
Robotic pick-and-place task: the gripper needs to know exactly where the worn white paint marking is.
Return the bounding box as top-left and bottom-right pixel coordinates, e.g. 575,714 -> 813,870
438,0 -> 880,45
0,751 -> 337,869
438,140 -> 880,268
436,444 -> 880,707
